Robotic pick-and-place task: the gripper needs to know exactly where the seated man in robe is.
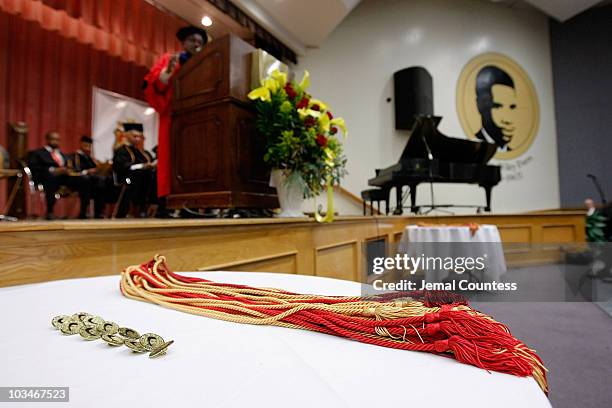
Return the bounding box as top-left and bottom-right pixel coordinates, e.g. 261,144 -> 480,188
28,131 -> 92,219
70,135 -> 111,219
112,123 -> 157,218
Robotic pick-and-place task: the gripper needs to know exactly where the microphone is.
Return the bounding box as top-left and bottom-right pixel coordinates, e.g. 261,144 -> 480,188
587,173 -> 607,204
422,134 -> 433,161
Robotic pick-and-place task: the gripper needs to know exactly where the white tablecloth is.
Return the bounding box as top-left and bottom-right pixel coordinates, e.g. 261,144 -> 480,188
0,272 -> 548,408
398,224 -> 507,282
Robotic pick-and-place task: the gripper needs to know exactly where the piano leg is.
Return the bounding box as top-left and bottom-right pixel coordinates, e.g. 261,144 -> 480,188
410,183 -> 418,213
393,186 -> 403,215
384,188 -> 390,215
483,185 -> 492,212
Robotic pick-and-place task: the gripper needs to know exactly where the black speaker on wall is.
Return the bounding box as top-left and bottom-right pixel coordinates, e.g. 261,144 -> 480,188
393,66 -> 433,130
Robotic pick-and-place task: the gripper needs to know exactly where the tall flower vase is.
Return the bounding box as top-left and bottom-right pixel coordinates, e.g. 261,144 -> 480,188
269,169 -> 305,217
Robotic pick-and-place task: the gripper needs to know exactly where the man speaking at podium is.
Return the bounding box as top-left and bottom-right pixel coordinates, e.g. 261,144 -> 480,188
143,26 -> 209,199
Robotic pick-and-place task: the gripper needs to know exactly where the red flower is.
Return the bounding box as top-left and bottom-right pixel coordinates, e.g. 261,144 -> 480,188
296,97 -> 309,109
311,104 -> 320,111
304,116 -> 316,128
284,83 -> 297,99
316,134 -> 328,147
326,111 -> 333,119
330,127 -> 338,135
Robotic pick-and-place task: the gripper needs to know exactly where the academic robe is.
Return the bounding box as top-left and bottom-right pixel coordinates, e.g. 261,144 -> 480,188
112,144 -> 153,182
143,53 -> 181,198
71,150 -> 107,217
71,150 -> 97,172
112,144 -> 157,217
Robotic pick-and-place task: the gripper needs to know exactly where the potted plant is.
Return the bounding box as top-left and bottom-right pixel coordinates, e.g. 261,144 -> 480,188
248,70 -> 347,221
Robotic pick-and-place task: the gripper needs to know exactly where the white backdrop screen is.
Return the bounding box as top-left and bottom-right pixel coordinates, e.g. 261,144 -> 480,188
91,87 -> 159,162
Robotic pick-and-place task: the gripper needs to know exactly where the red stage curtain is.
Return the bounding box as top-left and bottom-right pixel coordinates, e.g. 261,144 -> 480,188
0,0 -> 186,67
0,0 -> 188,209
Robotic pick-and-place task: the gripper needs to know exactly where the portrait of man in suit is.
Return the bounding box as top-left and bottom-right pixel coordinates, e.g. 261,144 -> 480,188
456,53 -> 539,160
474,65 -> 517,152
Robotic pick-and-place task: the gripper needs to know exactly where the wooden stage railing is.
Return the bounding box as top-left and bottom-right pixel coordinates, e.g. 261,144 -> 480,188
0,211 -> 586,287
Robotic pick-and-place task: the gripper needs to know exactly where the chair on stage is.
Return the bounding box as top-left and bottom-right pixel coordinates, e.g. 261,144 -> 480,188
109,171 -> 158,219
20,164 -> 45,218
110,172 -> 131,219
20,160 -> 86,219
0,167 -> 23,221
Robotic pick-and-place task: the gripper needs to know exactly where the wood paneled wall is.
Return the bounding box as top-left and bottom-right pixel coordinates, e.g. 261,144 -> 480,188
0,211 -> 586,287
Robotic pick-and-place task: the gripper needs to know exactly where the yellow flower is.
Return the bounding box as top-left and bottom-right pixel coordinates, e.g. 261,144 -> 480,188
247,86 -> 271,102
297,108 -> 322,119
308,99 -> 328,111
298,70 -> 310,91
247,73 -> 284,102
263,78 -> 279,93
318,111 -> 331,133
330,117 -> 347,138
271,69 -> 287,87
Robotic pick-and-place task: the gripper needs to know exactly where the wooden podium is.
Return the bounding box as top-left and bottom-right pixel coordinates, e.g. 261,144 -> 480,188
167,35 -> 278,209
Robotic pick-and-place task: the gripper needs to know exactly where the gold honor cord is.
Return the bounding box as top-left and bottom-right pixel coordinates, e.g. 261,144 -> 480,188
119,255 -> 548,393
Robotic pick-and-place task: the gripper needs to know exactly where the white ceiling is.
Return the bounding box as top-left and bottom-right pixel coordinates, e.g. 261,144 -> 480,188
230,0 -> 361,54
152,0 -> 606,57
521,0 -> 604,21
229,0 -> 606,54
151,0 -> 253,41
249,0 -> 360,46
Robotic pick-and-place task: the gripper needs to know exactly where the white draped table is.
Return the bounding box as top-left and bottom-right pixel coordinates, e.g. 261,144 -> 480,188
398,224 -> 507,282
0,272 -> 548,407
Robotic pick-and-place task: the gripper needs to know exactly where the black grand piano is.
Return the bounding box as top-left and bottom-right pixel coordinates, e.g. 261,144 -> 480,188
364,115 -> 501,215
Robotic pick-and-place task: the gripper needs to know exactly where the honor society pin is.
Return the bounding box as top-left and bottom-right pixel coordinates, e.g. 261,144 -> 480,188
51,312 -> 173,358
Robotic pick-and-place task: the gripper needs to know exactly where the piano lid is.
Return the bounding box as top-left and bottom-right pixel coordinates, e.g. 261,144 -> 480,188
400,115 -> 497,165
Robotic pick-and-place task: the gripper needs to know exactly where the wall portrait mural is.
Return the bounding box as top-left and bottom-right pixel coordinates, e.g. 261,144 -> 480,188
456,53 -> 539,160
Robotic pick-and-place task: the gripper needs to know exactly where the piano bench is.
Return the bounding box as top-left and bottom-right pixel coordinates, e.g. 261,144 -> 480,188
360,188 -> 390,215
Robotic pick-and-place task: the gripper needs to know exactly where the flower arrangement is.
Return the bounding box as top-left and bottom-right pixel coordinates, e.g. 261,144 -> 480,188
247,70 -> 347,199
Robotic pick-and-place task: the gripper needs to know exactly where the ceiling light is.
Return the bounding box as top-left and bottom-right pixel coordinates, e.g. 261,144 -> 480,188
115,101 -> 127,109
201,16 -> 212,27
144,107 -> 155,116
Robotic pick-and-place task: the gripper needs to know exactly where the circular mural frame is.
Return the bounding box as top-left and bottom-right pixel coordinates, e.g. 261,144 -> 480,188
456,52 -> 539,160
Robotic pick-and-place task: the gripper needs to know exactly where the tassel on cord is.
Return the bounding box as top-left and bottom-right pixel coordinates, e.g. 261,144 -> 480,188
120,255 -> 548,393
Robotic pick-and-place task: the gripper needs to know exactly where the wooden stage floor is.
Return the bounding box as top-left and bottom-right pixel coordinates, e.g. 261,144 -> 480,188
0,211 -> 586,287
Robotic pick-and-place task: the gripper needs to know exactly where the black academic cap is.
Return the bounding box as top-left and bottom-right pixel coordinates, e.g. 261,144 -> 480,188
123,123 -> 144,132
176,26 -> 208,43
80,135 -> 93,143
